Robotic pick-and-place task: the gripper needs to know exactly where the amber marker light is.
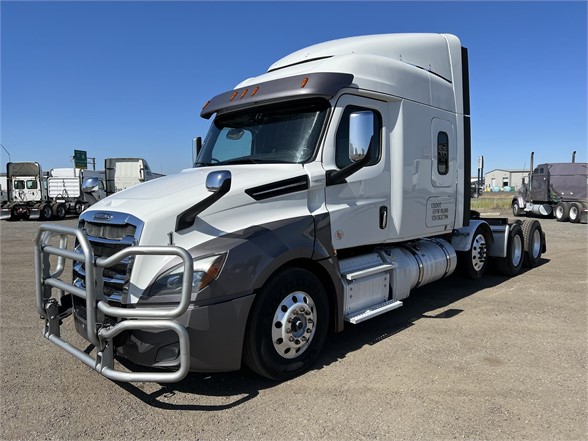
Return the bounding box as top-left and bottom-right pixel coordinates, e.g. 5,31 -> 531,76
251,86 -> 260,96
301,77 -> 309,88
240,89 -> 248,99
202,100 -> 210,110
230,91 -> 239,101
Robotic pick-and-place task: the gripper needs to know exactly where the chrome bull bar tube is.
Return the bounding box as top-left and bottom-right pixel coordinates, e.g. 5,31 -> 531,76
34,223 -> 194,383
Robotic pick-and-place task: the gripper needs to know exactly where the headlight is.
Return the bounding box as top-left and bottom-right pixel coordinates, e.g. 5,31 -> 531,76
148,254 -> 226,298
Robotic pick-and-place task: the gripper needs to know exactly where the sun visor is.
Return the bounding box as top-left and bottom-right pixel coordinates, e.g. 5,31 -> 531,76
200,72 -> 354,119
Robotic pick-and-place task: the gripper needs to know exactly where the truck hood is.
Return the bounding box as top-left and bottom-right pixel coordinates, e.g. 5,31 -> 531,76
86,164 -> 311,241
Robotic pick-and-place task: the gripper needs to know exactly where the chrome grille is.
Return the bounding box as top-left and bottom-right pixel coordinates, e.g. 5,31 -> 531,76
80,221 -> 136,241
74,211 -> 144,304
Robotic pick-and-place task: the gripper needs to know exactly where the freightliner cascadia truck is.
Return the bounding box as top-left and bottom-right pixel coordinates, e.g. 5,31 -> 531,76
35,34 -> 546,383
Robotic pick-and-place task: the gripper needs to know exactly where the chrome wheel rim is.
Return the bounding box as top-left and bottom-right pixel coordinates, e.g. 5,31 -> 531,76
272,291 -> 316,359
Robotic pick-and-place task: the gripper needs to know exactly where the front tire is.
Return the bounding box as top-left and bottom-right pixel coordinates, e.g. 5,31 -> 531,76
512,200 -> 523,217
243,268 -> 328,381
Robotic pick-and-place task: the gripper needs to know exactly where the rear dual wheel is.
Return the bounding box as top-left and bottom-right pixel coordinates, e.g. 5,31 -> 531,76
521,219 -> 543,267
458,226 -> 490,279
53,203 -> 66,220
568,203 -> 581,224
496,222 -> 524,276
555,203 -> 569,222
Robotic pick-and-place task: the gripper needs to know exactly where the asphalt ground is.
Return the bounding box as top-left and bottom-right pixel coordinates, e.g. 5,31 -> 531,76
1,215 -> 586,440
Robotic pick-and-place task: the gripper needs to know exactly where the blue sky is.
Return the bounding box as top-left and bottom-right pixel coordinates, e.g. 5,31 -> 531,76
2,1 -> 586,176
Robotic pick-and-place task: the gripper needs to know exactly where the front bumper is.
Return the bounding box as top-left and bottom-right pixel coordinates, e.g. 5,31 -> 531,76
35,223 -> 197,383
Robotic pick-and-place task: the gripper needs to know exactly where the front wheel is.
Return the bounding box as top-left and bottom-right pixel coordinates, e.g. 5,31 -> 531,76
512,200 -> 523,217
243,268 -> 329,381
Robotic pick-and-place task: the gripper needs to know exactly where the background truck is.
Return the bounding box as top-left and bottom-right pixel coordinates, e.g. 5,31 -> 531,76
1,162 -> 52,220
104,157 -> 156,194
0,162 -> 107,221
512,152 -> 588,223
47,168 -> 107,217
0,175 -> 7,204
36,33 -> 546,384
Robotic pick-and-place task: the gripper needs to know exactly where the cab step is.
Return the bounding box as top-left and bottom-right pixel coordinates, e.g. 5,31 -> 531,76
345,299 -> 404,324
343,263 -> 396,281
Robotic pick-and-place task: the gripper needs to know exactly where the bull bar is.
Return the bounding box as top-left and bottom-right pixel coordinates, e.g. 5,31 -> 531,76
34,223 -> 194,383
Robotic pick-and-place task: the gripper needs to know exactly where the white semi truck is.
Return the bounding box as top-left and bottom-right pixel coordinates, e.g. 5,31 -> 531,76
36,34 -> 546,383
0,162 -> 107,221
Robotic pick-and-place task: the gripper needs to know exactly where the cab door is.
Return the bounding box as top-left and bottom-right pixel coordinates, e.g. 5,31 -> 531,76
324,95 -> 390,250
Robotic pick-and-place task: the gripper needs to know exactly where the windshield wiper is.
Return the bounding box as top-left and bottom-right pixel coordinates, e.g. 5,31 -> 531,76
218,158 -> 261,165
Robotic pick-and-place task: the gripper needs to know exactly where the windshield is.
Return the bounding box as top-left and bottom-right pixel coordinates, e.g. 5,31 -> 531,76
196,99 -> 329,166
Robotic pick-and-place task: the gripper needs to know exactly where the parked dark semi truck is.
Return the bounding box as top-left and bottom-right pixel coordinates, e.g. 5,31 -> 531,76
35,34 -> 546,383
512,152 -> 588,223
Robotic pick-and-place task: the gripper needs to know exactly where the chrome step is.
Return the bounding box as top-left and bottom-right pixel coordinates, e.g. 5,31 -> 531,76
344,299 -> 403,324
343,263 -> 396,281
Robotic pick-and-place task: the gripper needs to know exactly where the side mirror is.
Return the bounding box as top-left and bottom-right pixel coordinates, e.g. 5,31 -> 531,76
176,170 -> 232,231
206,170 -> 232,193
193,137 -> 202,166
327,110 -> 377,186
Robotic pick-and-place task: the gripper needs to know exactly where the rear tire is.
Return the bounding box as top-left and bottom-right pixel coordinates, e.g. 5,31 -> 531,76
74,201 -> 84,215
568,203 -> 581,223
53,203 -> 66,220
521,219 -> 543,268
243,268 -> 328,381
458,226 -> 490,279
495,223 -> 524,276
555,203 -> 569,222
40,204 -> 53,220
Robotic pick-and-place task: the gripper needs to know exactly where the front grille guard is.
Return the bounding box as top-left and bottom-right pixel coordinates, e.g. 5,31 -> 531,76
34,223 -> 194,383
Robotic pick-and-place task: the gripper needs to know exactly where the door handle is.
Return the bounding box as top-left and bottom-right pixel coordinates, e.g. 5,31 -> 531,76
379,206 -> 388,229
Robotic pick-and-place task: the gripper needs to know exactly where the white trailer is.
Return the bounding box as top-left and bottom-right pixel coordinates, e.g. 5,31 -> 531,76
104,157 -> 155,195
36,34 -> 546,384
0,176 -> 7,205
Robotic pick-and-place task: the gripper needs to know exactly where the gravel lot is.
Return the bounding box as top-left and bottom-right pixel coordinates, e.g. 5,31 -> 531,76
1,215 -> 586,440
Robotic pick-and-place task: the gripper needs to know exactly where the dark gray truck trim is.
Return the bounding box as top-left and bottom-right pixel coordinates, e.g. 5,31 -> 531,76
72,213 -> 342,372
